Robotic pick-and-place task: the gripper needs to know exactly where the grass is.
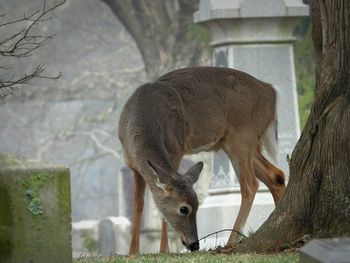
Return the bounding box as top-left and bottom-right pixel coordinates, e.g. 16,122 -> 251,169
73,252 -> 299,263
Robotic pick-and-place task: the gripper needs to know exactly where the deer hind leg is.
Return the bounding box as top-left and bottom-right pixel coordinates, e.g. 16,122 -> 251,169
254,149 -> 285,205
129,169 -> 146,255
223,141 -> 259,246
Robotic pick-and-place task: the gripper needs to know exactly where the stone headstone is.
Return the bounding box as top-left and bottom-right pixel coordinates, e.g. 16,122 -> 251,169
116,167 -> 134,220
0,153 -> 71,263
300,238 -> 350,263
98,216 -> 131,256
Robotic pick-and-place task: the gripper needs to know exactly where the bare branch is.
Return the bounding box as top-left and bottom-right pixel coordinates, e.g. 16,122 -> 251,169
0,64 -> 61,98
0,0 -> 65,98
0,0 -> 65,57
0,10 -> 40,27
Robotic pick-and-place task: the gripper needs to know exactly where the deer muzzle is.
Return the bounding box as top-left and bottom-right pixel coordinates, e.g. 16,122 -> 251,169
188,241 -> 200,251
181,237 -> 200,251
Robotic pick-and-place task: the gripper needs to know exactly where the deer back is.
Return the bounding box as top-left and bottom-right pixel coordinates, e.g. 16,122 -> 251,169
119,67 -> 276,172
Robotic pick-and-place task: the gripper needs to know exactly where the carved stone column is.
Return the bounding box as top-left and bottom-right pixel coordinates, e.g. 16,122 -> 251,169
194,0 -> 309,248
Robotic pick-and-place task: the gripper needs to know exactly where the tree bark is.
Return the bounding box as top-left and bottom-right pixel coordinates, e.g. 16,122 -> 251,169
237,0 -> 350,252
101,0 -> 209,80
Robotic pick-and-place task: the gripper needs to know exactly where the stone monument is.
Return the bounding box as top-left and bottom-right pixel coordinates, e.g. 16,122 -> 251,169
194,0 -> 309,248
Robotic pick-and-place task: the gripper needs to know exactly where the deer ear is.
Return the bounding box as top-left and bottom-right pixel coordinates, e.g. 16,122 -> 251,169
185,161 -> 203,185
148,160 -> 169,191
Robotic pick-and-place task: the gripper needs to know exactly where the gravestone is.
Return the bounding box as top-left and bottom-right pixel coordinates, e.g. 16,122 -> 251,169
300,238 -> 350,263
0,154 -> 71,263
116,167 -> 134,220
194,0 -> 309,248
98,216 -> 131,256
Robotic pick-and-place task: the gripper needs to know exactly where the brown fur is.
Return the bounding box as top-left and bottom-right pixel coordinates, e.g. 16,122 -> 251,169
118,67 -> 285,254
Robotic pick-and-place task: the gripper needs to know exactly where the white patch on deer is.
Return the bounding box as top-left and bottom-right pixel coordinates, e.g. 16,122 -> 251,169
188,141 -> 217,154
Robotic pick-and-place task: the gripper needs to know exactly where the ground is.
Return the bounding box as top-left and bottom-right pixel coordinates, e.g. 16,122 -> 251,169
73,252 -> 298,263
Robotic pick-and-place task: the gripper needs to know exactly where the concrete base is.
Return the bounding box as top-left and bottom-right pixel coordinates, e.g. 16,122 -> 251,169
197,191 -> 275,250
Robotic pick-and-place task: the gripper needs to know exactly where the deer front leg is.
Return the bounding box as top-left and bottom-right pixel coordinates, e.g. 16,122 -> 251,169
129,170 -> 146,255
159,219 -> 169,253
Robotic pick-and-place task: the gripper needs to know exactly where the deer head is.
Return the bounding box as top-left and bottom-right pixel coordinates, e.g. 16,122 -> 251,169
148,160 -> 203,251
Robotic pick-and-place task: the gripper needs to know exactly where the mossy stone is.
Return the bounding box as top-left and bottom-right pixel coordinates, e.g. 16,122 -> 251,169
0,153 -> 72,263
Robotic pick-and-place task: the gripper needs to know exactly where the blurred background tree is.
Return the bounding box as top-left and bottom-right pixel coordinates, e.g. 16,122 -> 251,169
101,0 -> 211,81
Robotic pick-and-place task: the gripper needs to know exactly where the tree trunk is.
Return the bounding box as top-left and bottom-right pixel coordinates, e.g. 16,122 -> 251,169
237,0 -> 350,252
101,0 -> 209,80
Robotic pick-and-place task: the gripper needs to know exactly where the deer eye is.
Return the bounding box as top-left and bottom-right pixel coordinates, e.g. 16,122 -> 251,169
179,206 -> 189,215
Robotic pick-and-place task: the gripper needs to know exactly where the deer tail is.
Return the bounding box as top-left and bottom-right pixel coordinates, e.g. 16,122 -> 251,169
261,116 -> 279,164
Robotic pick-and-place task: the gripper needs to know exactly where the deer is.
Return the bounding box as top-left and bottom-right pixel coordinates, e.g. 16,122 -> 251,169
118,66 -> 285,255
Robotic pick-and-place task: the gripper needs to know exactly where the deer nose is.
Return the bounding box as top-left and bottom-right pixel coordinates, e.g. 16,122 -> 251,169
189,241 -> 199,251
